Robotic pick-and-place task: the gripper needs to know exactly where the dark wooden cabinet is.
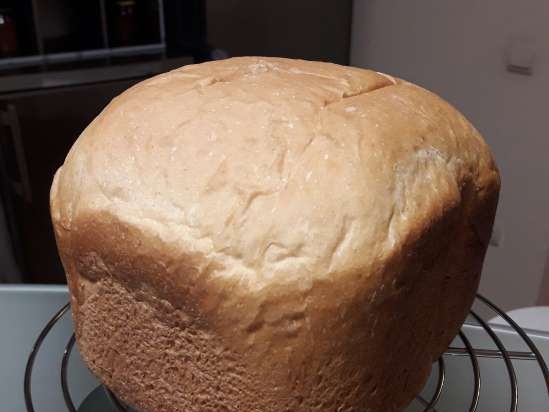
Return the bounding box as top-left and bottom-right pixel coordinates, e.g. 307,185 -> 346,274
0,78 -> 141,283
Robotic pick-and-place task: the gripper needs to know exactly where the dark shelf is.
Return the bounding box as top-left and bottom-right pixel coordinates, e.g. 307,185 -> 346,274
106,0 -> 161,48
36,0 -> 105,54
0,0 -> 38,57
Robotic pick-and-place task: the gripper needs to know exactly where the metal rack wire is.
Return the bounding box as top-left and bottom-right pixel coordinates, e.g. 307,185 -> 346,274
24,294 -> 549,412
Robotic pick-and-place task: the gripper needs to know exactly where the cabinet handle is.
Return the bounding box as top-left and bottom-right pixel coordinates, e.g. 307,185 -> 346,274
1,104 -> 32,203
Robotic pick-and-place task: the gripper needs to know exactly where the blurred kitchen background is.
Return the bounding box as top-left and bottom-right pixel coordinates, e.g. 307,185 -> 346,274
0,0 -> 547,314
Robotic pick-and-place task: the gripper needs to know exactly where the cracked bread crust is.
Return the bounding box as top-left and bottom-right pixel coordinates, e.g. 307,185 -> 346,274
50,57 -> 500,411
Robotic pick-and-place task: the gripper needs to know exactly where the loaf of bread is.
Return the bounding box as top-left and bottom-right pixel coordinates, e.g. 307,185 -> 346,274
50,57 -> 499,412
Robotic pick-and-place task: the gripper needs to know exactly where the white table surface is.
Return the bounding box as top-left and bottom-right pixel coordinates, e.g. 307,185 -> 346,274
0,285 -> 97,412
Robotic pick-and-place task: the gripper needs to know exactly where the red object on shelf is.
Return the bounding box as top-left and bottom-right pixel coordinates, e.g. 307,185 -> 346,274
114,0 -> 137,46
0,8 -> 18,57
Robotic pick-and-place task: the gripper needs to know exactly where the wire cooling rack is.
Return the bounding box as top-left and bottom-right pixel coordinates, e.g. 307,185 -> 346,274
24,294 -> 549,412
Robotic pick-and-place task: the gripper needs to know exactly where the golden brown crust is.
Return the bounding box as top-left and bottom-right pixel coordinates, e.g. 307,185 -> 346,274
50,57 -> 500,411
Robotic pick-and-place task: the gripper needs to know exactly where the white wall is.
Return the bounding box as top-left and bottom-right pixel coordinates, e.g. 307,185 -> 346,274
351,0 -> 549,311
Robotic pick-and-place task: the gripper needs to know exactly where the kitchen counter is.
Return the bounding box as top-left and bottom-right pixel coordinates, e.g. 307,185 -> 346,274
0,56 -> 193,95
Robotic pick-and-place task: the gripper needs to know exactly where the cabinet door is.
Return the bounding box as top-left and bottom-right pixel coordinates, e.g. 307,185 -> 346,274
0,105 -> 25,280
0,78 -> 140,283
